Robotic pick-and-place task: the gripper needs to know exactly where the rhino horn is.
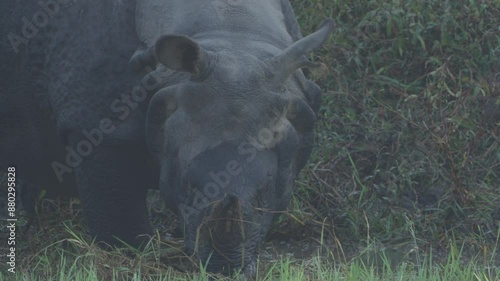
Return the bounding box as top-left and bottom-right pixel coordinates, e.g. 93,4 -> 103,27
266,18 -> 334,82
154,35 -> 215,79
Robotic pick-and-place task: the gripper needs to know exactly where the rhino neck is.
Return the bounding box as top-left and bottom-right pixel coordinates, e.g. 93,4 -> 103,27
192,30 -> 286,60
136,0 -> 294,52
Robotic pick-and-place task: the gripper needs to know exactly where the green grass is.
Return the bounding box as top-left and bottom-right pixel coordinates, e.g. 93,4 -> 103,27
4,221 -> 499,280
3,0 -> 499,279
4,189 -> 499,280
289,0 -> 499,257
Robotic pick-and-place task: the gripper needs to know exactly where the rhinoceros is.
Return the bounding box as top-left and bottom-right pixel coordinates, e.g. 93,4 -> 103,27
0,0 -> 333,276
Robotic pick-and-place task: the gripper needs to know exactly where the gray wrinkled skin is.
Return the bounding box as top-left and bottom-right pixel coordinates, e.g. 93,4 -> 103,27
136,0 -> 333,276
1,0 -> 156,246
0,0 -> 332,277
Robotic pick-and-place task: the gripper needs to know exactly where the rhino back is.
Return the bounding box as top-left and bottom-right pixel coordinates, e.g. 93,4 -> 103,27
42,1 -> 148,144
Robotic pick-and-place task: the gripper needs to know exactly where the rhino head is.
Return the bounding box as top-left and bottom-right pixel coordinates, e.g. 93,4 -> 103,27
145,19 -> 334,276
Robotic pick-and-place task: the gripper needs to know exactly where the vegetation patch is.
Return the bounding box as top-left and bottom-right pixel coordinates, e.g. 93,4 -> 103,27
2,0 -> 499,280
289,0 -> 499,262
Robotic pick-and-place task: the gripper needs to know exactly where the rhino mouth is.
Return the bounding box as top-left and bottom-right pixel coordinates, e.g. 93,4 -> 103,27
191,195 -> 262,275
197,241 -> 260,277
200,249 -> 257,275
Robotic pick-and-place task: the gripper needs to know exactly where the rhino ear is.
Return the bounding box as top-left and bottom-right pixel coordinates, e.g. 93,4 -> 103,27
155,35 -> 214,77
129,46 -> 156,73
266,18 -> 334,82
286,97 -> 316,133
